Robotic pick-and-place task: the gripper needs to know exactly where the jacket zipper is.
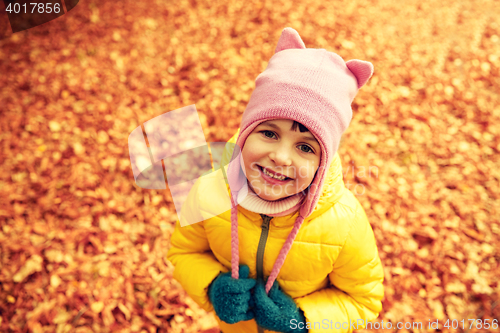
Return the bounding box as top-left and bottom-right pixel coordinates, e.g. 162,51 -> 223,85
256,214 -> 272,333
256,214 -> 272,281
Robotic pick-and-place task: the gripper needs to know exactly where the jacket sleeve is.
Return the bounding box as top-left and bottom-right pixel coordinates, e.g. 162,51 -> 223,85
166,179 -> 227,313
294,202 -> 385,333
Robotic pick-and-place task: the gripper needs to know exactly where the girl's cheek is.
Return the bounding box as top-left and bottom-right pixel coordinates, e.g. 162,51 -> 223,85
297,165 -> 316,179
248,164 -> 262,179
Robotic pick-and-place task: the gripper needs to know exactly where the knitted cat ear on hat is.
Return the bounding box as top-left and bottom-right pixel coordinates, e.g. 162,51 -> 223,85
274,27 -> 306,52
227,27 -> 374,293
346,59 -> 374,88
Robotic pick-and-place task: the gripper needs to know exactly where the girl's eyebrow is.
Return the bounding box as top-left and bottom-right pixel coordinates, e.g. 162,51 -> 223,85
301,136 -> 320,144
260,122 -> 318,144
259,122 -> 281,130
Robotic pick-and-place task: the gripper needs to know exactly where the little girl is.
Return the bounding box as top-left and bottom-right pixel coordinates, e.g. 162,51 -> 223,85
167,27 -> 384,333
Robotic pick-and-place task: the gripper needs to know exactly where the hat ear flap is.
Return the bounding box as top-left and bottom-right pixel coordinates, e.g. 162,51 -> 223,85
275,27 -> 306,53
346,59 -> 374,88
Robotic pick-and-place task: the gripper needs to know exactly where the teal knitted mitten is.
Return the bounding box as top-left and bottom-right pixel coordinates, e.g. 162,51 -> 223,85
208,265 -> 256,324
253,279 -> 307,333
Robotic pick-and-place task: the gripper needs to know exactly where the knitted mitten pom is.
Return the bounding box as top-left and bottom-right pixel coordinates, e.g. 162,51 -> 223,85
208,265 -> 256,324
253,279 -> 307,333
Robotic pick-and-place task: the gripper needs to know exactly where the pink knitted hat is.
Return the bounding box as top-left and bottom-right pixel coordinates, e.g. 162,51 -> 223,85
226,27 -> 374,293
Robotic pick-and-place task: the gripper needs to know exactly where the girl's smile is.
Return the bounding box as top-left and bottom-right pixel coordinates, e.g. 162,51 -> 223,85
259,165 -> 292,183
241,119 -> 321,201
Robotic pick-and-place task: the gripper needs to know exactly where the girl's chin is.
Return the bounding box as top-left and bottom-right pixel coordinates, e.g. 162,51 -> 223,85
255,193 -> 289,201
251,187 -> 298,201
247,180 -> 304,201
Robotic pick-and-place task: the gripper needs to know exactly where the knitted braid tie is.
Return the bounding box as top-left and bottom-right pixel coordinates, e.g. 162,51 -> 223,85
230,194 -> 240,280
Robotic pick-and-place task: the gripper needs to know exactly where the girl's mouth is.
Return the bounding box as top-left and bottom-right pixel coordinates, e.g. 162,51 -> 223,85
258,166 -> 292,183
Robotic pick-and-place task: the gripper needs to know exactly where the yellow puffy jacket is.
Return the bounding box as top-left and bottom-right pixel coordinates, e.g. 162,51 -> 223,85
166,130 -> 384,333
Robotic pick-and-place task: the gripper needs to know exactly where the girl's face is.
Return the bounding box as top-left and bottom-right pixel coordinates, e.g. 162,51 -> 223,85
241,119 -> 321,201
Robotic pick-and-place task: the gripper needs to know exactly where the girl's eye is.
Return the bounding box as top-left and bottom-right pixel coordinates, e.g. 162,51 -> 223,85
262,131 -> 276,139
299,145 -> 314,153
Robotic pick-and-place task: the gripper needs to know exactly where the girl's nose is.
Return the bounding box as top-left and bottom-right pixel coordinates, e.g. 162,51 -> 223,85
269,147 -> 292,166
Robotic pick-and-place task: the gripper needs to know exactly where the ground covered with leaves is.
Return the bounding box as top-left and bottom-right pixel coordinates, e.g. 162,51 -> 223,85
0,0 -> 499,332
